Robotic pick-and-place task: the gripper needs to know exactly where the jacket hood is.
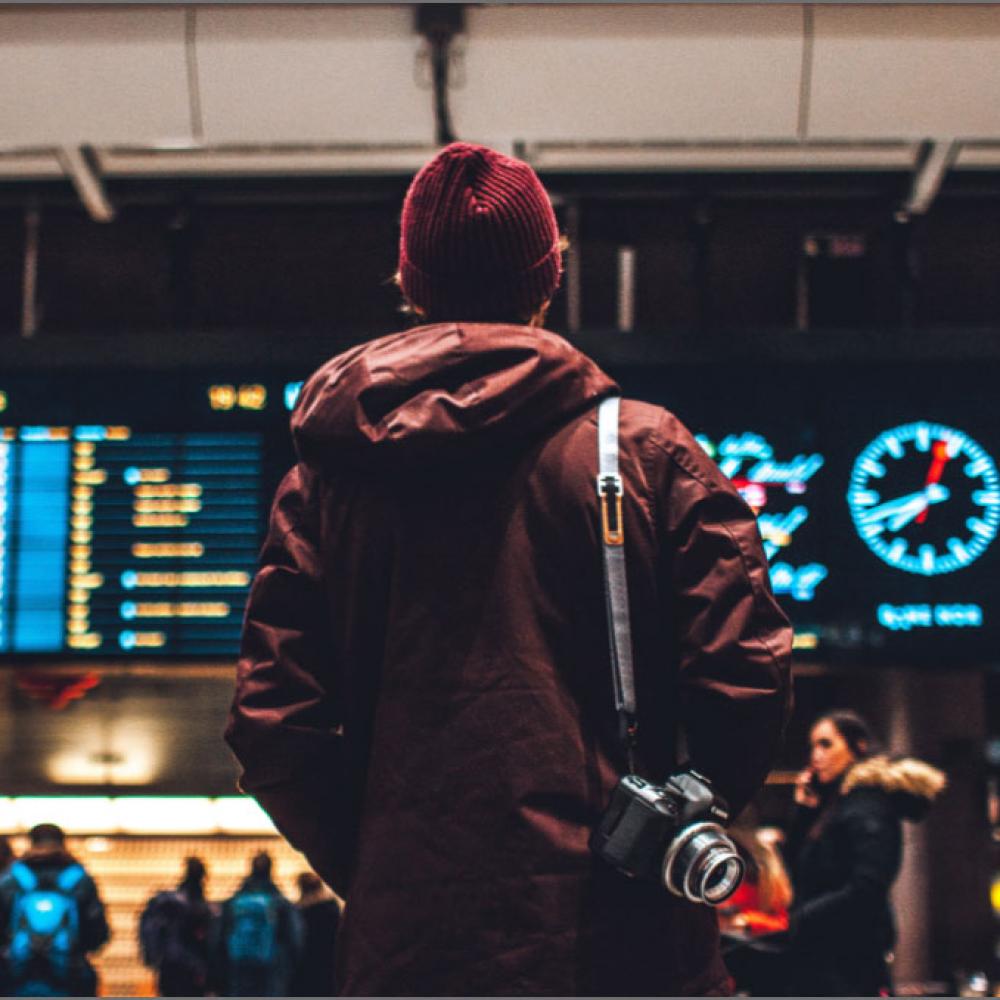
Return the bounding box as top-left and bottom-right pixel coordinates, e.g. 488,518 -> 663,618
292,323 -> 618,470
842,755 -> 947,821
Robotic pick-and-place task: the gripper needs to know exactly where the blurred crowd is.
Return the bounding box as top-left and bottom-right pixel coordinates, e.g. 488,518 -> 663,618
0,825 -> 340,998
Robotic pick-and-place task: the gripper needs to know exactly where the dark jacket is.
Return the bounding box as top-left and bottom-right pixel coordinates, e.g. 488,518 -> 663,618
0,848 -> 110,997
216,874 -> 303,997
290,892 -> 340,997
139,881 -> 216,996
226,322 -> 793,995
784,755 -> 946,995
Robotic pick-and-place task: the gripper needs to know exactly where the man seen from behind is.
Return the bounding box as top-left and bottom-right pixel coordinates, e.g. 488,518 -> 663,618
226,142 -> 793,995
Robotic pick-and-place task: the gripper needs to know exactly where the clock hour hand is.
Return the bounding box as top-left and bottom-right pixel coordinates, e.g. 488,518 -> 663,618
862,484 -> 950,531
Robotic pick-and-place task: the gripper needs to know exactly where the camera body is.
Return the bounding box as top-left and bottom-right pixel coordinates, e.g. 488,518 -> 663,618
589,770 -> 744,906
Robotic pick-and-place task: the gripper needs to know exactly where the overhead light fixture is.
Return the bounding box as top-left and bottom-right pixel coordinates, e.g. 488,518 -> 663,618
0,796 -> 278,835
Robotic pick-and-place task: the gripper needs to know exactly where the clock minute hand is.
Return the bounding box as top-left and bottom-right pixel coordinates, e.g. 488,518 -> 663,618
862,484 -> 949,530
886,484 -> 950,532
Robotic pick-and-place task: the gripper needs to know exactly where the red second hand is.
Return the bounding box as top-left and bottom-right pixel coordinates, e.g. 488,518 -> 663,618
915,439 -> 950,524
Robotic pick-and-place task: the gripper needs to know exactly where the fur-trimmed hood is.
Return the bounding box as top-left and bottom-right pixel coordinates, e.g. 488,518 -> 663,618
842,755 -> 947,821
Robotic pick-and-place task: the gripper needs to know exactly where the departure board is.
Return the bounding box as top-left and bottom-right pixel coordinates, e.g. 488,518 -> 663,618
0,425 -> 260,655
0,361 -> 998,664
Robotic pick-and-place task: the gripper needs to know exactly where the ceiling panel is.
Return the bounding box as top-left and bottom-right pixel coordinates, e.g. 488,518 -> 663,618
810,6 -> 1000,139
196,7 -> 433,145
453,5 -> 804,145
0,9 -> 191,148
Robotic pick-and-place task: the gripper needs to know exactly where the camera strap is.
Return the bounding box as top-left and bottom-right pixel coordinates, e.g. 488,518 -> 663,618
597,395 -> 638,773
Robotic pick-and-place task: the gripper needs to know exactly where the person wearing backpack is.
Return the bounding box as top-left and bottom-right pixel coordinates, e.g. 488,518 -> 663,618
139,857 -> 217,997
216,851 -> 302,997
0,823 -> 110,997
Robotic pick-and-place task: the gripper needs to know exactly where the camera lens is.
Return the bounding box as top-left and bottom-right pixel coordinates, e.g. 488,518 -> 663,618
662,822 -> 745,906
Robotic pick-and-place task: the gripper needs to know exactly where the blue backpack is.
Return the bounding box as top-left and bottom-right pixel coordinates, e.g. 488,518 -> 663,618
226,891 -> 278,966
7,861 -> 85,993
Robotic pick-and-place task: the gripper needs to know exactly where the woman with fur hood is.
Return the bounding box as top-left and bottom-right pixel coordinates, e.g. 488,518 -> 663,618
782,710 -> 946,996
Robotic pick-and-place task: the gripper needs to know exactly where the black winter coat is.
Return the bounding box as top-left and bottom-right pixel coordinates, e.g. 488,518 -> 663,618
783,755 -> 946,996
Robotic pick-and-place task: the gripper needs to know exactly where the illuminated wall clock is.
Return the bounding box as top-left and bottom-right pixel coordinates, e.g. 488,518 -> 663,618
847,421 -> 1000,576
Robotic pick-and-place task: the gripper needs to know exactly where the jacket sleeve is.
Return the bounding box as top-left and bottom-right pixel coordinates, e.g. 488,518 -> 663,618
651,412 -> 793,816
77,873 -> 110,953
224,463 -> 350,893
789,791 -> 900,943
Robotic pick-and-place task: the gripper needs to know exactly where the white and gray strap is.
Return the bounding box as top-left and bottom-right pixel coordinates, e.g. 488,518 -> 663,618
597,395 -> 638,771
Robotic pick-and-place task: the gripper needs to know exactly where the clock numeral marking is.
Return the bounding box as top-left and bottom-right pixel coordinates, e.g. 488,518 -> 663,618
972,490 -> 1000,507
966,458 -> 993,478
967,517 -> 993,539
919,545 -> 936,574
947,538 -> 972,566
849,489 -> 880,507
861,522 -> 885,539
859,458 -> 886,478
887,539 -> 907,564
883,436 -> 903,459
915,425 -> 931,452
944,436 -> 963,459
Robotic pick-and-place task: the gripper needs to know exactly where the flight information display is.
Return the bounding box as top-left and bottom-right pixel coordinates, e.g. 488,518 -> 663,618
1,424 -> 260,655
0,361 -> 998,664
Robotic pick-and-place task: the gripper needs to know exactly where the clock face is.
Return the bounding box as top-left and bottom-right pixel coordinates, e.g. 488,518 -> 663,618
847,421 -> 1000,576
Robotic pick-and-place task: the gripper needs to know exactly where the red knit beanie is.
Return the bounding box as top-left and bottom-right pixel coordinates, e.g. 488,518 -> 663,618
398,142 -> 563,321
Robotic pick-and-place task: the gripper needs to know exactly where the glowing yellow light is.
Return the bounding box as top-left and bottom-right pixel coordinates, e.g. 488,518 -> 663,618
132,602 -> 230,618
208,385 -> 237,411
135,469 -> 171,484
48,427 -> 71,441
72,486 -> 93,501
67,606 -> 89,620
792,632 -> 819,650
72,457 -> 94,471
0,391 -> 6,413
70,545 -> 91,559
71,515 -> 93,530
238,384 -> 267,411
69,561 -> 91,576
67,620 -> 88,635
2,428 -> 14,441
73,573 -> 104,589
130,571 -> 250,588
68,590 -> 88,604
71,502 -> 92,517
133,514 -> 189,528
67,633 -> 101,650
70,531 -> 93,545
134,484 -> 203,499
131,542 -> 205,558
106,426 -> 131,440
129,632 -> 167,648
73,442 -> 95,456
133,499 -> 202,515
76,470 -> 107,486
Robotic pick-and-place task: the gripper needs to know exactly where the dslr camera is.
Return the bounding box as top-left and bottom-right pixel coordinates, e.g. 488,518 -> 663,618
589,770 -> 745,906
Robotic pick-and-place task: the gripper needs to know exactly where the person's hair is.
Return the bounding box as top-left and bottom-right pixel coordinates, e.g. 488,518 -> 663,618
817,709 -> 880,760
297,871 -> 323,895
250,851 -> 272,879
28,823 -> 65,847
184,856 -> 206,882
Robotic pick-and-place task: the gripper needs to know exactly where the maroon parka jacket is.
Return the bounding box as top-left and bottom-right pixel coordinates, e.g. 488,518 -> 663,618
226,322 -> 792,996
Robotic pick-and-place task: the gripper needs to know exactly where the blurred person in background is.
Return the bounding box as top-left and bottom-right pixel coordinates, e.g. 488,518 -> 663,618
289,871 -> 340,997
139,856 -> 217,997
0,823 -> 109,997
216,851 -> 302,997
782,709 -> 947,995
226,140 -> 791,995
0,836 -> 13,994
